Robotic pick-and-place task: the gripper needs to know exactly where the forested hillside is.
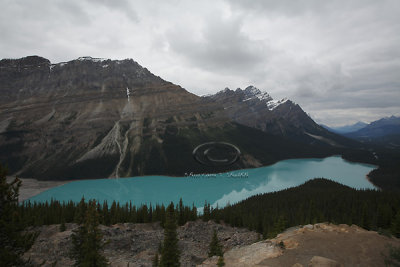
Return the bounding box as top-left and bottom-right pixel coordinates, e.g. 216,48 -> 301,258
207,178 -> 400,238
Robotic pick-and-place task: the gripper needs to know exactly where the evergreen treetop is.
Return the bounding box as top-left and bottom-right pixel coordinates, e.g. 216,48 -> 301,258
70,199 -> 109,267
0,164 -> 36,266
160,202 -> 180,267
208,229 -> 223,257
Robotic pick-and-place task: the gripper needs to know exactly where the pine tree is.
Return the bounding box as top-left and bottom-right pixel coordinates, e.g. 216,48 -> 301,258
70,200 -> 108,266
152,253 -> 159,267
159,202 -> 180,267
208,229 -> 223,257
178,198 -> 184,226
391,211 -> 400,238
190,203 -> 197,221
217,256 -> 225,267
102,201 -> 110,226
270,216 -> 286,238
0,164 -> 36,266
74,197 -> 87,224
59,220 -> 66,232
203,201 -> 210,222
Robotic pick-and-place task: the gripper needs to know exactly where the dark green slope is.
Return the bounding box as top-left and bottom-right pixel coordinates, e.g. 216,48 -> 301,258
125,123 -> 339,178
209,178 -> 400,238
16,122 -> 342,180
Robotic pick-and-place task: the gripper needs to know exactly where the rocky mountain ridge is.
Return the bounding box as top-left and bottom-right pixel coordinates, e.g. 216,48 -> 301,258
0,56 -> 361,180
204,85 -> 357,147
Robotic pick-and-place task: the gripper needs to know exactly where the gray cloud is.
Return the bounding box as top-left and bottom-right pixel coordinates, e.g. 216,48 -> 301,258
166,16 -> 268,74
0,0 -> 399,126
85,0 -> 139,22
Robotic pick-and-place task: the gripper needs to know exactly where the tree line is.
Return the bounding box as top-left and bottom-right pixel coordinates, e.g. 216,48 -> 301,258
208,178 -> 400,238
17,197 -> 198,228
8,178 -> 400,241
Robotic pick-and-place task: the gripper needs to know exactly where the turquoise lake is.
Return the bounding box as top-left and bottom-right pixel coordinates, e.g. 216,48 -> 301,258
27,156 -> 377,210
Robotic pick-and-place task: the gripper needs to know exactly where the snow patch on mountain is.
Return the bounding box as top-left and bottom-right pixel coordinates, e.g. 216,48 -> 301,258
77,56 -> 108,62
241,86 -> 287,110
210,85 -> 290,111
305,132 -> 341,147
126,87 -> 130,102
267,98 -> 289,110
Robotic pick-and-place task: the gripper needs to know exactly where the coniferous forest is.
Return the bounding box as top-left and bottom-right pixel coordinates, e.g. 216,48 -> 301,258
208,178 -> 400,238
10,178 -> 400,239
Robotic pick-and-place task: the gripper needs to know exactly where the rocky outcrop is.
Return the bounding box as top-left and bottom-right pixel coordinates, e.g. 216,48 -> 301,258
309,256 -> 343,267
199,223 -> 400,267
23,220 -> 259,267
24,221 -> 400,266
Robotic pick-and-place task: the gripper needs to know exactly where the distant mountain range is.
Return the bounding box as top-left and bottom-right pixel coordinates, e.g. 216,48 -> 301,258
322,116 -> 400,149
345,116 -> 400,149
321,122 -> 368,134
0,56 -> 363,180
345,116 -> 400,137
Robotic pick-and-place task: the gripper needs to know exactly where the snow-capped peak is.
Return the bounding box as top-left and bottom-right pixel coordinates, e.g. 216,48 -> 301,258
240,86 -> 289,110
215,87 -> 232,95
241,85 -> 273,103
77,56 -> 108,62
267,98 -> 288,110
212,85 -> 290,110
244,85 -> 261,95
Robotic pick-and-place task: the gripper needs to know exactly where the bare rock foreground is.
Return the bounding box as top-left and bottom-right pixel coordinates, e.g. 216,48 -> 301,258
24,220 -> 258,266
200,223 -> 400,267
24,221 -> 399,266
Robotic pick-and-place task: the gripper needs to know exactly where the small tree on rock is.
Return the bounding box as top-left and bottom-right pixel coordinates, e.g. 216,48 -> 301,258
152,253 -> 159,267
0,164 -> 36,266
159,202 -> 180,267
208,229 -> 223,257
70,199 -> 108,266
217,256 -> 225,267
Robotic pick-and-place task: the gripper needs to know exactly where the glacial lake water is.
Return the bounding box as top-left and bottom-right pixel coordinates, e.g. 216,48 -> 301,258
27,156 -> 377,209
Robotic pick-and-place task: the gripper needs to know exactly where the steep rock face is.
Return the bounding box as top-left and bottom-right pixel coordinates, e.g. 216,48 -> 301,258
0,56 -> 357,180
0,56 -> 227,179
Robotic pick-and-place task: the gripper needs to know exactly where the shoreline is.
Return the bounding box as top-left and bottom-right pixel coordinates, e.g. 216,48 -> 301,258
6,177 -> 69,202
366,173 -> 382,191
8,155 -> 379,202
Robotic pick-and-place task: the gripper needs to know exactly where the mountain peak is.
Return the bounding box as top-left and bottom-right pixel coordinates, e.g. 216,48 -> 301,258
76,56 -> 109,62
242,86 -> 273,104
212,86 -> 290,110
0,55 -> 50,68
244,85 -> 261,95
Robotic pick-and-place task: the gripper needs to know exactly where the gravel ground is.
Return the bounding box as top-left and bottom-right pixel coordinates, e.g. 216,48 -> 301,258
6,176 -> 69,202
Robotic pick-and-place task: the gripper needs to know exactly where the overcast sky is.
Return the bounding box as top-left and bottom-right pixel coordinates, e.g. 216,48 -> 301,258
1,0 -> 399,126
